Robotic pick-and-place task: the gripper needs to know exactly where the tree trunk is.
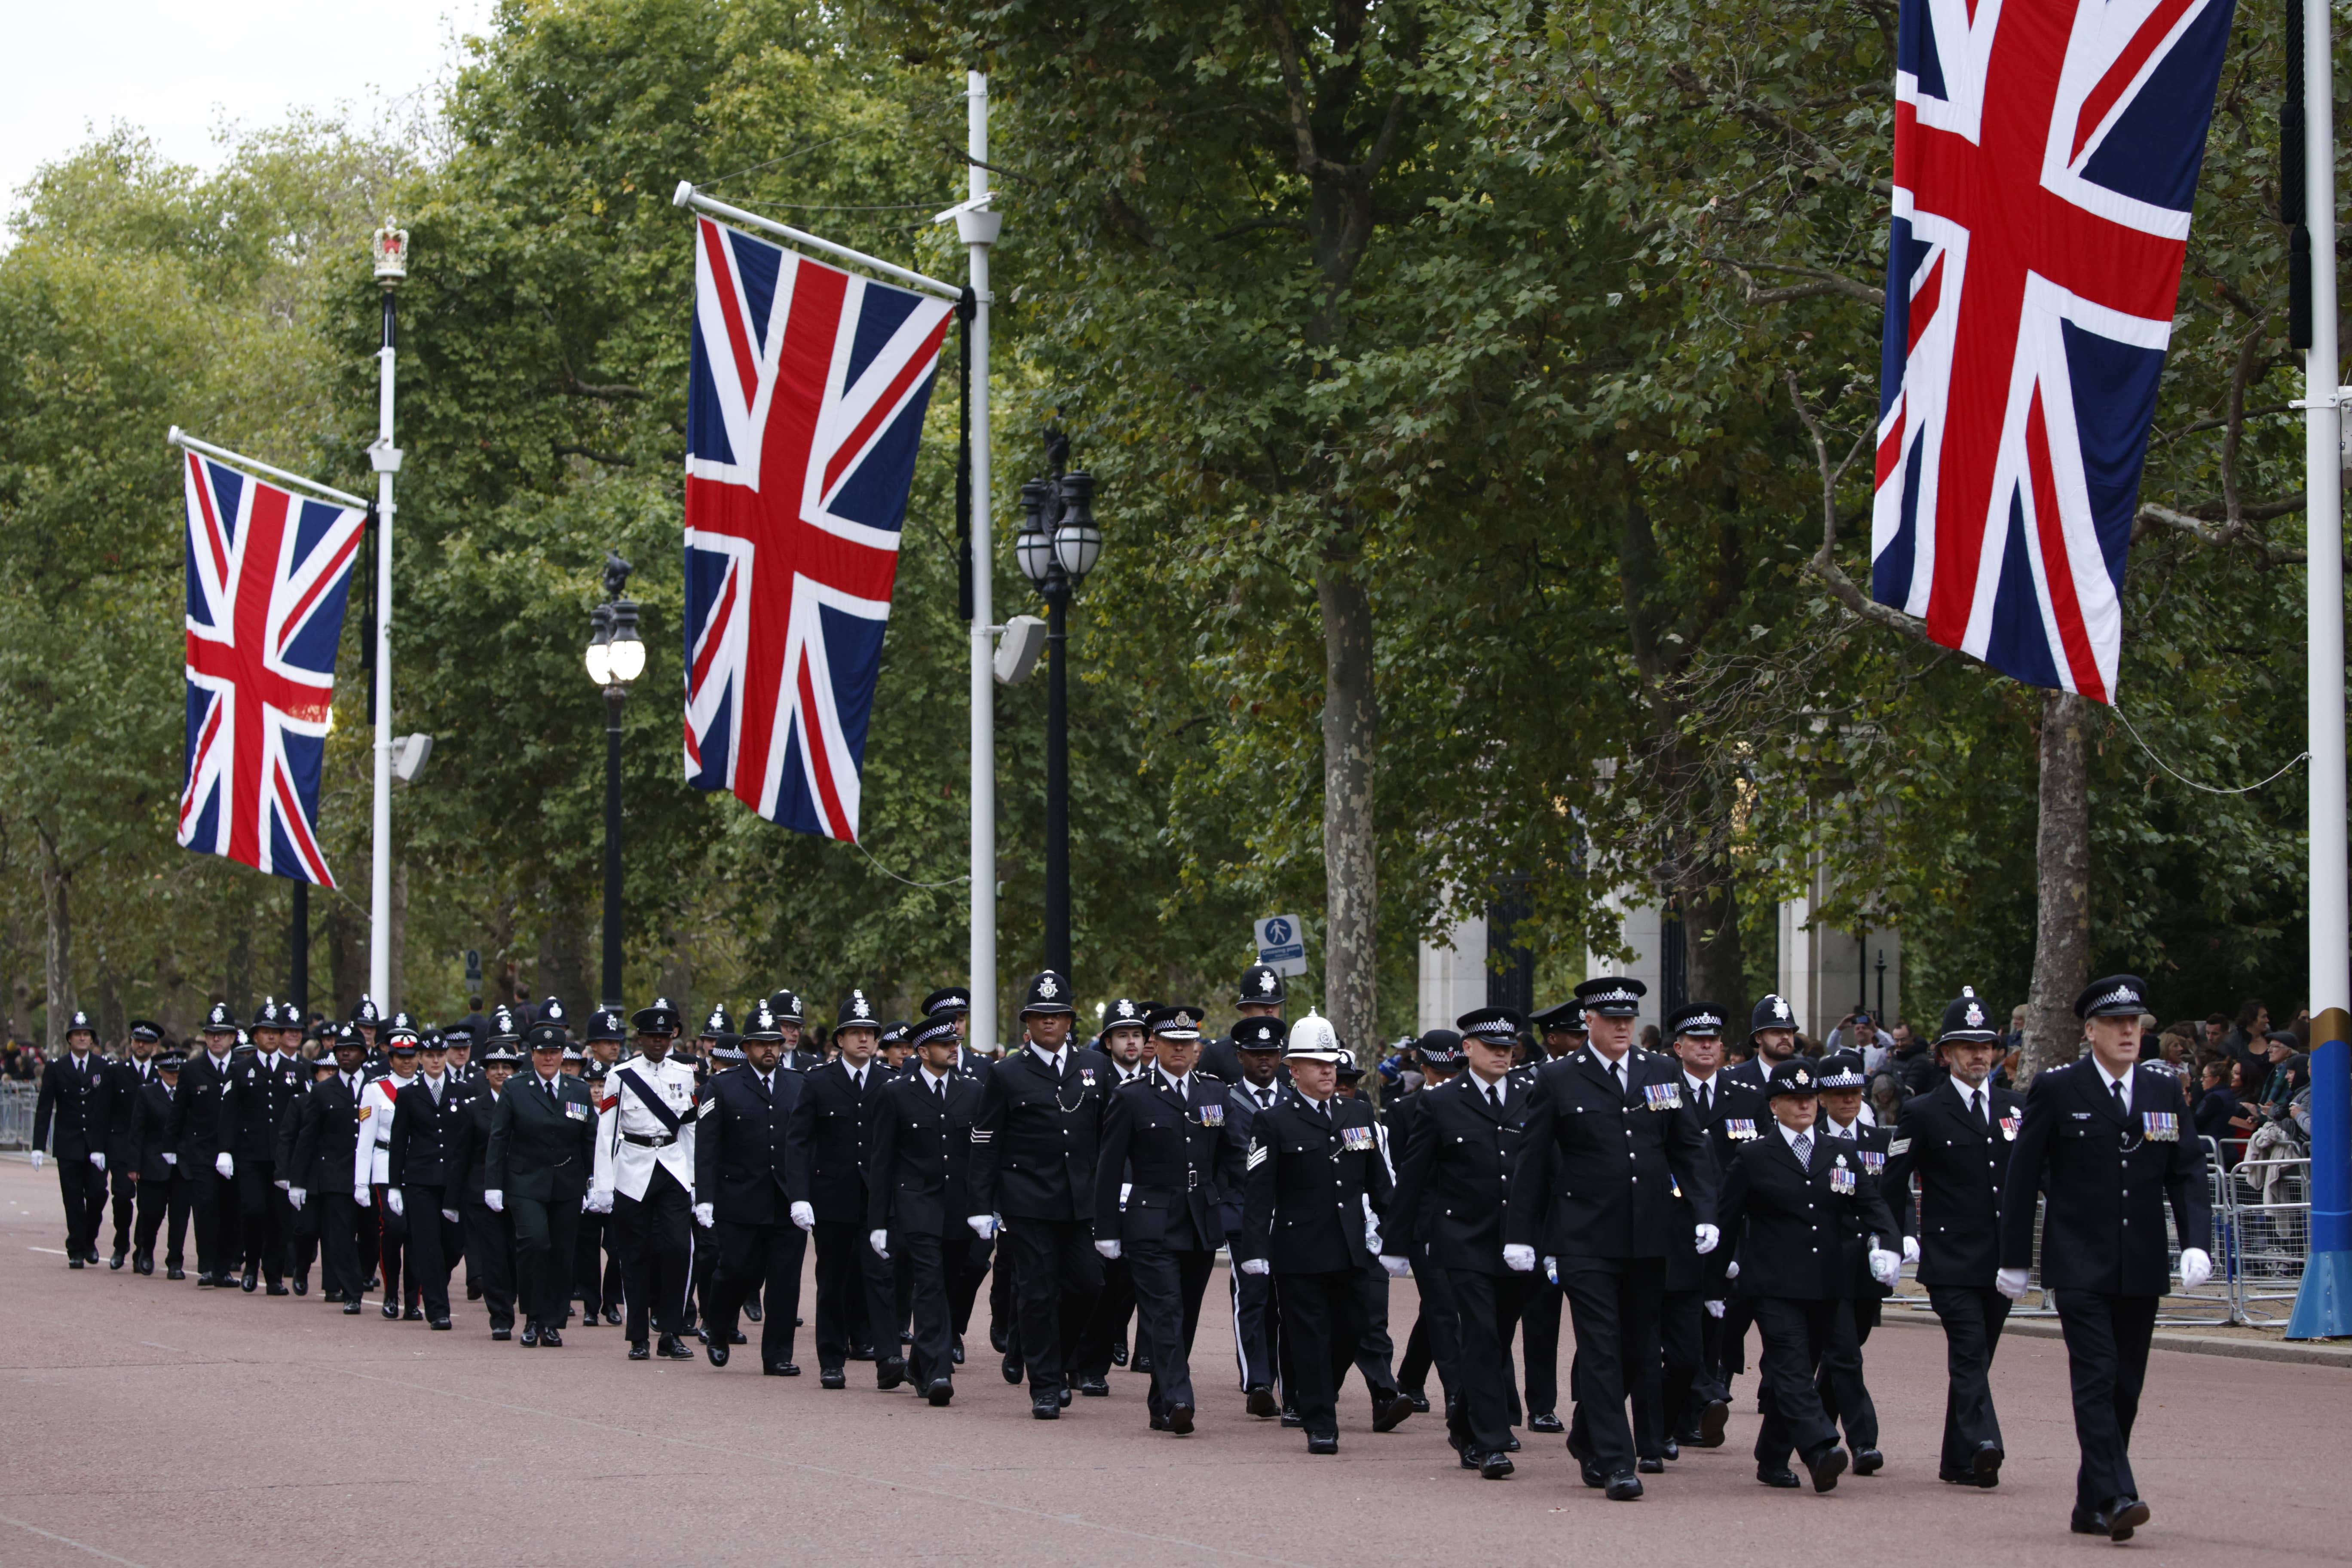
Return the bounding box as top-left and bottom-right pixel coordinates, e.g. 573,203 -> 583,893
1318,562 -> 1378,1054
40,848 -> 71,1052
225,913 -> 252,1021
2021,690 -> 2093,1083
1678,870 -> 1748,1026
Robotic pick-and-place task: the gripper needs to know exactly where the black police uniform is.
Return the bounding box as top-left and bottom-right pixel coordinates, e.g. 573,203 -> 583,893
100,1035 -> 163,1265
1881,987 -> 2024,1485
1384,1052 -> 1459,1417
387,1068 -> 476,1325
129,1060 -> 192,1274
1221,1032 -> 1290,1411
865,1036 -> 984,1396
168,1031 -> 243,1283
290,1054 -> 371,1306
32,1029 -> 110,1265
2000,975 -> 2211,1535
1810,1058 -> 1894,1465
1072,1014 -> 1158,1392
485,1051 -> 600,1343
1199,963 -> 1289,1085
1669,1061 -> 1767,1446
220,1029 -> 308,1289
788,1029 -> 898,1381
447,1056 -> 520,1335
696,1021 -> 810,1374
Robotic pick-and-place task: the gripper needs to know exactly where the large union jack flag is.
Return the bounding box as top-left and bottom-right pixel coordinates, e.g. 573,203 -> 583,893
179,452 -> 365,885
1871,0 -> 2237,701
682,217 -> 953,841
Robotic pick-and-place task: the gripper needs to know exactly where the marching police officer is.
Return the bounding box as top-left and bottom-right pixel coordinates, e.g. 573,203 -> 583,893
1667,1001 -> 1764,1450
1644,1001 -> 1737,1467
968,969 -> 1109,1419
696,998 -> 810,1375
100,1019 -> 165,1269
921,986 -> 995,1078
1505,977 -> 1718,1500
31,1009 -> 109,1268
386,1028 -> 475,1329
486,1017 -> 600,1348
1727,994 -> 1804,1090
1092,1005 -> 1247,1434
575,1008 -> 629,1330
1882,986 -> 2023,1488
865,1014 -> 986,1403
1517,1001 -> 1589,1433
170,1004 -> 243,1286
591,998 -> 699,1360
1233,1011 -> 1406,1454
789,989 -> 898,1388
1224,1014 -> 1290,1416
1810,1048 -> 1893,1474
1711,1059 -> 1902,1494
1382,1008 -> 1532,1477
450,1032 -> 521,1337
357,1017 -> 426,1318
129,1045 -> 191,1277
289,1025 -> 373,1312
1998,974 -> 2212,1542
221,999 -> 307,1293
1384,1029 -> 1459,1421
1072,996 -> 1158,1394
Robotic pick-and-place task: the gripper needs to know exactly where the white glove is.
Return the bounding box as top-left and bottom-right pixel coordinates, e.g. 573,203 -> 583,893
1094,1239 -> 1121,1260
1868,1247 -> 1900,1286
1704,1298 -> 1726,1318
790,1200 -> 816,1232
484,1189 -> 503,1213
1693,1223 -> 1719,1255
161,1152 -> 176,1166
215,1152 -> 235,1178
1239,1257 -> 1270,1275
870,1228 -> 891,1259
1725,1260 -> 1740,1280
2180,1246 -> 2213,1290
288,1187 -> 306,1211
1995,1267 -> 2031,1301
90,1152 -> 105,1171
355,1185 -> 373,1207
385,1188 -> 404,1218
1380,1254 -> 1410,1278
965,1213 -> 995,1240
1503,1243 -> 1537,1273
1902,1235 -> 1920,1266
28,1151 -> 42,1171
1364,1221 -> 1384,1254
274,1178 -> 289,1191
585,1188 -> 613,1215
441,1208 -> 459,1224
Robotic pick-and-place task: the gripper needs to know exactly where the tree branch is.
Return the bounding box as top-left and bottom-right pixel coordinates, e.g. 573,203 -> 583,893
1785,371 -> 1933,642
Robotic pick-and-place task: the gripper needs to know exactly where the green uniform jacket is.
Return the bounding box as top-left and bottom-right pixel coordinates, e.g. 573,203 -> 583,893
485,1071 -> 598,1202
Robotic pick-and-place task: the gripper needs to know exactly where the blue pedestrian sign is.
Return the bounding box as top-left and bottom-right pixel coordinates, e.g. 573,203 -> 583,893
1254,915 -> 1307,977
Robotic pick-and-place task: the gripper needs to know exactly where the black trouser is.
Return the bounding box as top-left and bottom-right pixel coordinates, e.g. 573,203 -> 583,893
2054,1289 -> 2158,1510
1074,1253 -> 1136,1381
1399,1258 -> 1461,1408
1560,1257 -> 1663,1478
1354,1254 -> 1398,1396
1751,1295 -> 1841,1469
614,1166 -> 695,1341
1926,1283 -> 2011,1473
239,1159 -> 294,1283
1717,1295 -> 1755,1382
290,1182 -> 320,1283
1130,1244 -> 1216,1417
511,1188 -> 585,1329
1652,1287 -> 1710,1444
890,1228 -> 958,1386
1276,1268 -> 1370,1439
194,1165 -> 240,1277
1232,1263 -> 1281,1391
813,1219 -> 898,1372
1814,1295 -> 1879,1451
404,1185 -> 461,1320
950,1234 -> 991,1338
1451,1268 -> 1527,1457
990,1249 -> 1020,1356
319,1191 -> 364,1303
373,1183 -> 413,1308
575,1209 -> 613,1316
55,1157 -> 105,1257
108,1168 -> 138,1256
707,1217 -> 806,1369
462,1196 -> 516,1329
133,1174 -> 190,1268
999,1216 -> 1103,1397
1518,1276 -> 1563,1415
353,1198 -> 380,1288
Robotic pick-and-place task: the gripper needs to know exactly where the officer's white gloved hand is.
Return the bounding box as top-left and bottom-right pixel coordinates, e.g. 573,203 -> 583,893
869,1227 -> 890,1259
1094,1239 -> 1121,1260
274,1178 -> 288,1191
1693,1223 -> 1719,1255
288,1187 -> 306,1210
1902,1235 -> 1920,1266
161,1152 -> 175,1166
965,1213 -> 995,1240
355,1184 -> 374,1207
385,1188 -> 404,1219
790,1200 -> 816,1231
215,1152 -> 235,1179
441,1208 -> 459,1224
2179,1246 -> 2214,1290
1238,1257 -> 1269,1275
1704,1298 -> 1726,1319
585,1188 -> 613,1215
483,1189 -> 502,1213
1868,1247 -> 1901,1286
90,1152 -> 105,1171
28,1151 -> 42,1171
1380,1254 -> 1410,1278
1995,1267 -> 2031,1301
1503,1243 -> 1537,1273
1725,1260 -> 1740,1280
694,1202 -> 715,1229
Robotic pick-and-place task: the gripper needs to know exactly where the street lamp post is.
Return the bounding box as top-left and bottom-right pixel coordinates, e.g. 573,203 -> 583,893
1014,435 -> 1102,979
585,552 -> 644,1012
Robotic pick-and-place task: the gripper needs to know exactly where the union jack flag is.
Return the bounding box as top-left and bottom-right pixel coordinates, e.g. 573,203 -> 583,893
1871,0 -> 2238,701
178,452 -> 365,884
682,217 -> 954,840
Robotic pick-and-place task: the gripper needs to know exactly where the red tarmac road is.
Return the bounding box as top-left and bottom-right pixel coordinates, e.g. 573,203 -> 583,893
1,1156 -> 2345,1566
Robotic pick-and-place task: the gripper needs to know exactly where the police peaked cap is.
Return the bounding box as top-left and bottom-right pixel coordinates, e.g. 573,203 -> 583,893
1529,1001 -> 1587,1035
479,1041 -> 522,1065
879,1020 -> 913,1049
913,1017 -> 961,1049
1019,970 -> 1075,1017
1233,1016 -> 1288,1051
524,1021 -> 570,1051
1750,993 -> 1798,1033
1146,1004 -> 1203,1041
438,1023 -> 474,1047
128,1019 -> 164,1043
921,986 -> 971,1018
1936,986 -> 2000,1045
1454,1007 -> 1523,1043
1237,963 -> 1286,1006
385,1013 -> 423,1048
156,1049 -> 188,1069
1415,1028 -> 1466,1067
2074,974 -> 2148,1020
1766,1058 -> 1821,1098
1574,976 -> 1646,1017
1815,1049 -> 1868,1090
1665,1002 -> 1726,1039
632,998 -> 682,1036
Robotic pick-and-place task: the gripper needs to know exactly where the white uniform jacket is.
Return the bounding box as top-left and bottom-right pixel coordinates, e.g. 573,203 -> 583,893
591,1055 -> 699,1202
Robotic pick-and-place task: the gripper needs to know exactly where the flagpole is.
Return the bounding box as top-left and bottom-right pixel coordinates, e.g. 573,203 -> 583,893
961,71 -> 1003,1057
368,222 -> 409,1014
2291,0 -> 2350,1339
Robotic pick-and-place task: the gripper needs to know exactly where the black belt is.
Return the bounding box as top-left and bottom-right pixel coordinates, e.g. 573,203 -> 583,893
622,1131 -> 678,1148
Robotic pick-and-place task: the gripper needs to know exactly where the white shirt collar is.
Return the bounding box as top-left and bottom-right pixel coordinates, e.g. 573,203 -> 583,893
1822,1112 -> 1860,1138
920,1064 -> 952,1091
1777,1119 -> 1812,1150
1029,1043 -> 1066,1074
1295,1089 -> 1330,1113
1683,1069 -> 1716,1095
1159,1066 -> 1191,1093
2095,1058 -> 2132,1108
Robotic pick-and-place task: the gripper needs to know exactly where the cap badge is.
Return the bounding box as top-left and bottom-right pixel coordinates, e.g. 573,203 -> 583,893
1259,971 -> 1277,995
1038,975 -> 1060,999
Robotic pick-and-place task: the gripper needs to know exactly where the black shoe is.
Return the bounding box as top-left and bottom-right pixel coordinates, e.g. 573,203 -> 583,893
67,1256 -> 86,1270
1307,1433 -> 1338,1455
1758,1464 -> 1801,1489
344,1300 -> 364,1315
1372,1391 -> 1415,1433
744,1300 -> 763,1323
467,1283 -> 483,1301
1246,1384 -> 1279,1419
1058,1387 -> 1072,1407
1280,1407 -> 1303,1428
166,1266 -> 185,1281
991,1323 -> 1011,1354
1504,1434 -> 1521,1453
403,1306 -> 424,1322
821,1367 -> 847,1389
1076,1377 -> 1109,1398
1853,1448 -> 1883,1476
109,1250 -> 126,1271
367,1276 -> 381,1291
1458,1446 -> 1482,1470
2071,1507 -> 2111,1537
134,1253 -> 153,1276
1605,1473 -> 1644,1501
1637,1457 -> 1665,1475
291,1278 -> 308,1296
1001,1352 -> 1025,1385
707,1339 -> 730,1368
266,1283 -> 289,1297
629,1341 -> 651,1361
195,1271 -> 216,1286
658,1334 -> 695,1360
382,1302 -> 401,1320
1150,1409 -> 1170,1432
1568,1428 -> 1605,1489
1480,1452 -> 1515,1480
1404,1388 -> 1430,1414
765,1363 -> 800,1377
1133,1353 -> 1152,1375
1529,1411 -> 1564,1435
849,1342 -> 877,1362
605,1307 -> 623,1326
429,1317 -> 452,1331
539,1327 -> 562,1348
1971,1440 -> 2004,1482
1111,1339 -> 1127,1368
1697,1398 -> 1730,1448
1662,1437 -> 1680,1461
730,1329 -> 747,1345
241,1270 -> 259,1292
877,1357 -> 907,1391
492,1327 -> 511,1341
1032,1394 -> 1060,1419
1804,1445 -> 1847,1494
1165,1402 -> 1194,1435
952,1338 -> 965,1366
2106,1497 -> 2150,1541
520,1322 -> 541,1348
927,1378 -> 954,1407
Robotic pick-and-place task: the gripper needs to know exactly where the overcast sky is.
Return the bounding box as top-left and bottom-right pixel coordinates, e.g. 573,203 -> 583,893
3,0 -> 497,224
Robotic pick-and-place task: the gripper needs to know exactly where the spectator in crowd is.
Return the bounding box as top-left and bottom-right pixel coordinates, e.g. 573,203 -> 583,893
1640,1023 -> 1663,1053
2002,1004 -> 2027,1060
2257,1035 -> 2306,1117
2223,998 -> 2270,1084
1868,1020 -> 1910,1077
3,1043 -> 34,1081
2191,1061 -> 2242,1162
1866,1070 -> 1904,1129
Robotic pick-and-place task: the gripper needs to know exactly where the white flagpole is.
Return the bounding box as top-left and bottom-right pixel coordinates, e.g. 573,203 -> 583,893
961,71 -> 1002,1057
368,222 -> 409,1013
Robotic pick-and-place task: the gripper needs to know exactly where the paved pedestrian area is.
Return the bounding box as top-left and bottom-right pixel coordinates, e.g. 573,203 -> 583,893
1,1157 -> 2344,1566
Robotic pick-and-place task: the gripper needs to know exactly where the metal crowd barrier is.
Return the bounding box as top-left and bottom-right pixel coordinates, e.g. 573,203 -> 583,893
0,1079 -> 36,1150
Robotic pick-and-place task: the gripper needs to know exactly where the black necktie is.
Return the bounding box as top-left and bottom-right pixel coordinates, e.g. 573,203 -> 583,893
2111,1079 -> 2127,1115
1697,1081 -> 1711,1114
934,1075 -> 946,1101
